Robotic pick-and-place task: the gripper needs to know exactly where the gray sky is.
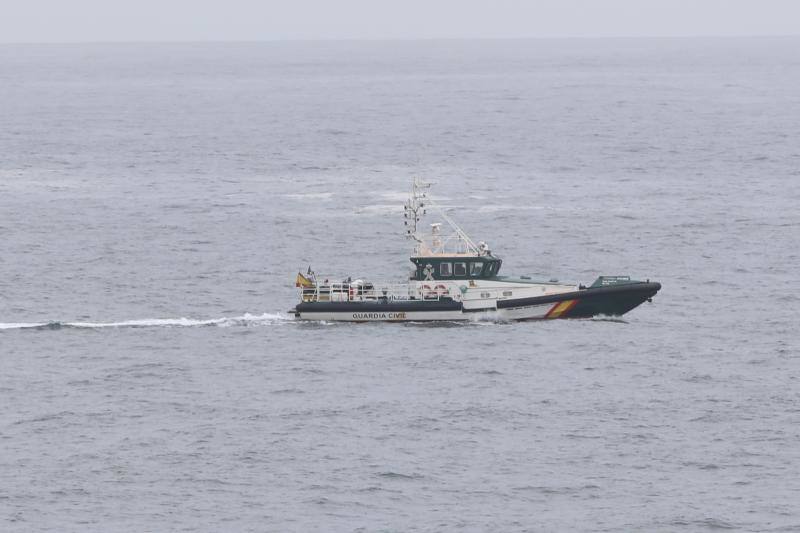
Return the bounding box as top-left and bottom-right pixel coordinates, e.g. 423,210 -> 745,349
2,0 -> 799,43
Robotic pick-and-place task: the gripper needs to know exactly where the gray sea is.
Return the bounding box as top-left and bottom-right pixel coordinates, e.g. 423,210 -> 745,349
1,38 -> 799,532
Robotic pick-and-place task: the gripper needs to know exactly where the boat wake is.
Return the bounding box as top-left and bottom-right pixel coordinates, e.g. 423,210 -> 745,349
0,313 -> 292,331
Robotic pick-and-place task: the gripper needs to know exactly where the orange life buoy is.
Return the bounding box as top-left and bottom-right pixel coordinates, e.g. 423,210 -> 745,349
435,284 -> 450,297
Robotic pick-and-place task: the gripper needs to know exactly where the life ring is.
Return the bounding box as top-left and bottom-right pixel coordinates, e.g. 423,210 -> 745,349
422,284 -> 435,299
434,284 -> 449,297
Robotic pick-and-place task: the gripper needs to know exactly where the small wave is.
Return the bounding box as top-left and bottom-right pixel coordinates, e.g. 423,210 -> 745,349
283,192 -> 334,201
0,313 -> 291,331
589,316 -> 629,324
377,472 -> 423,480
476,204 -> 548,213
670,518 -> 738,530
353,204 -> 404,214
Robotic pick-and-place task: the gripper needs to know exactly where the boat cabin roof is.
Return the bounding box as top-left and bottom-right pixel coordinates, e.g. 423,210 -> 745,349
415,252 -> 479,257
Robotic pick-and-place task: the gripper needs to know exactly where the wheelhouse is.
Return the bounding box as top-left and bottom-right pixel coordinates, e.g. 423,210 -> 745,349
410,255 -> 502,281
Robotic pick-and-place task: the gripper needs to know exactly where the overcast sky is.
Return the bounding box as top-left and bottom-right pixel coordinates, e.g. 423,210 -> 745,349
2,0 -> 799,43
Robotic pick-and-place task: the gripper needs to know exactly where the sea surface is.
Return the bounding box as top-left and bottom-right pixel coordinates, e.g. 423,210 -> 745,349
1,38 -> 799,532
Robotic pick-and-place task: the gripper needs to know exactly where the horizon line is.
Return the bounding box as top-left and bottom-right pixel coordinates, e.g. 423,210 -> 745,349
1,34 -> 799,46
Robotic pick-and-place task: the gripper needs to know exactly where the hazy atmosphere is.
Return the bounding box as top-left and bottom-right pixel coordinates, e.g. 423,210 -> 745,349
2,0 -> 800,42
2,1 -> 799,531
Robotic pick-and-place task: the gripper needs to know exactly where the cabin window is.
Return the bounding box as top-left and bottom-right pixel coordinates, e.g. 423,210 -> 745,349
485,263 -> 496,276
469,262 -> 483,277
454,262 -> 467,276
439,262 -> 452,276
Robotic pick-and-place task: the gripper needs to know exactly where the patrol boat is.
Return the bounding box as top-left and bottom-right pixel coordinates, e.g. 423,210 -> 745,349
292,178 -> 660,322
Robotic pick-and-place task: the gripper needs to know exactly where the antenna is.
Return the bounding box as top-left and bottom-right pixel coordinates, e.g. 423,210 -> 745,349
403,177 -> 483,256
403,176 -> 429,253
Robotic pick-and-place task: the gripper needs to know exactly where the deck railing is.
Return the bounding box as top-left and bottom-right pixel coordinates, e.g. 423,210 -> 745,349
300,281 -> 455,303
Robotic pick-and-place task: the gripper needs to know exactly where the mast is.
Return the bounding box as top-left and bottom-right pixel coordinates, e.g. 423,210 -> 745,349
403,177 -> 485,256
403,176 -> 429,255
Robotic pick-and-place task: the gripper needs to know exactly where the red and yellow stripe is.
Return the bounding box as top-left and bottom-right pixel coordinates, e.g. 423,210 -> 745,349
545,299 -> 578,319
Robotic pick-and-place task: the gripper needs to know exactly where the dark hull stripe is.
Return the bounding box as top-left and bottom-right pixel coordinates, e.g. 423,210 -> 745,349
496,282 -> 661,310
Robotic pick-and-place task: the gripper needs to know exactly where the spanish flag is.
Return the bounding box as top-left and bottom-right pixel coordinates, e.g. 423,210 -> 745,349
295,272 -> 314,288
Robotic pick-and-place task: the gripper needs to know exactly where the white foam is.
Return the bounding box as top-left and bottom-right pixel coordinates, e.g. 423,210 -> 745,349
0,313 -> 292,331
468,312 -> 510,324
0,322 -> 46,330
378,191 -> 413,202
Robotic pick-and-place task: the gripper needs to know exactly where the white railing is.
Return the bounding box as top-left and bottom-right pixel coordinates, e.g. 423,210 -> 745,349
300,281 -> 457,303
